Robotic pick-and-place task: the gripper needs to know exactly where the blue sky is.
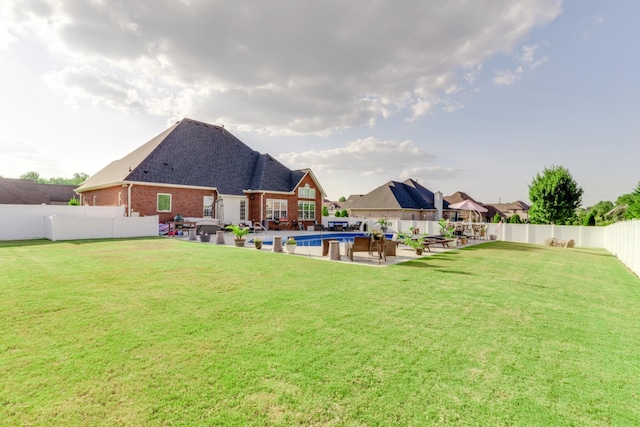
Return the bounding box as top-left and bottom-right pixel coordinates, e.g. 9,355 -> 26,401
1,0 -> 638,206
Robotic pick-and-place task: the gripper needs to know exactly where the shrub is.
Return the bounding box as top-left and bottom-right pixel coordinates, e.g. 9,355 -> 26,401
509,214 -> 521,224
583,210 -> 596,226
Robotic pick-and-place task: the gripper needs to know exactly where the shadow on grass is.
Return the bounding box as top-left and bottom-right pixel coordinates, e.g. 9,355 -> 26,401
0,236 -> 162,249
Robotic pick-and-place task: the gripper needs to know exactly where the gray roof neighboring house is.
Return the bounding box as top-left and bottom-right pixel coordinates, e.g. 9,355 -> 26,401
348,179 -> 449,210
76,118 -> 318,195
0,178 -> 76,205
444,191 -> 503,219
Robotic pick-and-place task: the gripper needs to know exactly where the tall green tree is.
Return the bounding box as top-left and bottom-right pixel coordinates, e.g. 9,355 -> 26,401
528,165 -> 583,224
624,181 -> 640,219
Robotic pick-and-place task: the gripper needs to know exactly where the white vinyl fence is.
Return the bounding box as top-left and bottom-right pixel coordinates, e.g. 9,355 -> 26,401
603,219 -> 640,278
0,204 -> 158,241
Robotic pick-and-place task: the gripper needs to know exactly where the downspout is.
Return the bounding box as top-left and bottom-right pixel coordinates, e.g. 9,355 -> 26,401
260,193 -> 264,226
127,183 -> 133,217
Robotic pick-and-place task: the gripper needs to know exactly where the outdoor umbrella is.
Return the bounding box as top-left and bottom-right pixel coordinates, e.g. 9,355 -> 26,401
448,199 -> 488,222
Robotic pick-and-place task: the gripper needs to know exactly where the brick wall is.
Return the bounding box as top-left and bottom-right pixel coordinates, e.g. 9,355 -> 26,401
81,185 -> 217,223
246,174 -> 323,230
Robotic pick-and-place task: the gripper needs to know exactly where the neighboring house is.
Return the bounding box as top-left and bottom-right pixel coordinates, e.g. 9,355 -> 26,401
0,177 -> 76,205
444,191 -> 504,222
323,199 -> 341,215
346,179 -> 449,221
75,118 -> 326,229
486,201 -> 530,221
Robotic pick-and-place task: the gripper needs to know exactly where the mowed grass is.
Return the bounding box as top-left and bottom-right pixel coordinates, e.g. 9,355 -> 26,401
1,238 -> 639,426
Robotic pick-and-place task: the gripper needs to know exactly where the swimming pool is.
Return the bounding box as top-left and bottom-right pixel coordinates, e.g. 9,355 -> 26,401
252,232 -> 392,247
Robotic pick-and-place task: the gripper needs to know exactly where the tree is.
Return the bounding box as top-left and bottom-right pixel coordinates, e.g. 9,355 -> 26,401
340,209 -> 348,217
509,214 -> 521,224
338,196 -> 346,202
19,171 -> 89,185
624,181 -> 640,219
590,200 -> 614,225
492,213 -> 501,223
20,171 -> 44,183
583,210 -> 596,226
528,165 -> 583,225
322,206 -> 329,216
334,210 -> 341,217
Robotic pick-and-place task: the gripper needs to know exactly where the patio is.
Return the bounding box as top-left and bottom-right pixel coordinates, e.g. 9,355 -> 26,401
169,229 -> 485,266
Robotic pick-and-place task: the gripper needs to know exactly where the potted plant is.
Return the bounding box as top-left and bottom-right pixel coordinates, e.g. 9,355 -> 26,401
406,236 -> 425,255
226,225 -> 250,247
254,237 -> 263,250
438,218 -> 458,246
199,231 -> 211,242
285,237 -> 297,254
371,229 -> 385,241
399,230 -> 425,255
375,217 -> 391,233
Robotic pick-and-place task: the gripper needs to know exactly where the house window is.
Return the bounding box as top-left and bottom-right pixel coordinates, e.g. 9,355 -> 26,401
298,184 -> 316,199
266,199 -> 287,220
157,193 -> 171,212
298,201 -> 315,220
240,200 -> 246,221
203,196 -> 213,217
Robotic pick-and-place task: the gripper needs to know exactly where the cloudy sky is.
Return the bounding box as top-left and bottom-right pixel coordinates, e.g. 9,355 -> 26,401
1,0 -> 638,206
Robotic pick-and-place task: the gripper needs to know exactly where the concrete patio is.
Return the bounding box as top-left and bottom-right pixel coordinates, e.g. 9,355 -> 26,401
168,229 -> 486,267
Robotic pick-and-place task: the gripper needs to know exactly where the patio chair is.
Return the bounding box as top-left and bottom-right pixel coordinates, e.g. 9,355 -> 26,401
347,221 -> 362,231
346,236 -> 373,261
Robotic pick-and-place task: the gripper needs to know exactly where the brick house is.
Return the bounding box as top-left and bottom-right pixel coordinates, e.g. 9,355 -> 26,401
345,179 -> 449,221
75,118 -> 325,229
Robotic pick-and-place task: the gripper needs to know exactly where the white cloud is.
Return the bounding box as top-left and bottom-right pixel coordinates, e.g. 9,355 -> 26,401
278,136 -> 435,175
493,42 -> 550,85
493,68 -> 522,85
2,0 -> 562,135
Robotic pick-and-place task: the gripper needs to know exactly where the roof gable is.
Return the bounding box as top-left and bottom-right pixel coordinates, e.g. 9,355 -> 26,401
348,178 -> 445,210
77,118 -> 308,195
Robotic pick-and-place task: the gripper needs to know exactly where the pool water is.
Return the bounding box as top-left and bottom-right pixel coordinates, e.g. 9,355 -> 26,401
252,233 -> 392,247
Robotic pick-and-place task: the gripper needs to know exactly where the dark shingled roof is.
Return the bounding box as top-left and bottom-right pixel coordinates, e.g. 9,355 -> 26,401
0,178 -> 76,205
348,179 -> 449,210
77,118 -> 310,195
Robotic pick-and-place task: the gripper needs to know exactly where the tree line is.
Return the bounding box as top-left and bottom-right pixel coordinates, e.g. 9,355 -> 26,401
19,171 -> 89,186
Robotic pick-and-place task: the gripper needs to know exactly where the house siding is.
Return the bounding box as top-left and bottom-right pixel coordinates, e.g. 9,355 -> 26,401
350,208 -> 438,221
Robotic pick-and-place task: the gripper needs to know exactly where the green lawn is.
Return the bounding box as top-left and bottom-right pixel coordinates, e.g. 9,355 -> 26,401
1,238 -> 639,426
